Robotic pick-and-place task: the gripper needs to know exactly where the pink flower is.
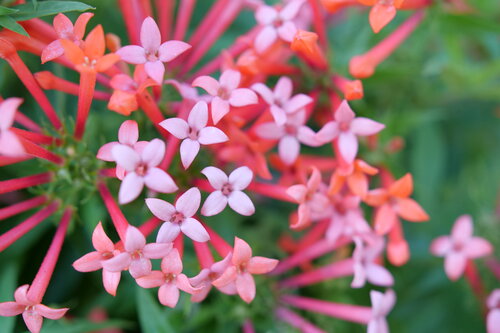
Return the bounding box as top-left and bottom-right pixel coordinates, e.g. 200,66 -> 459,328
368,289 -> 396,333
112,138 -> 178,204
201,166 -> 255,216
430,215 -> 493,281
316,100 -> 385,164
189,254 -> 236,302
255,109 -> 320,165
252,76 -> 312,125
213,237 -> 278,303
254,0 -> 304,53
136,249 -> 200,308
0,284 -> 68,333
487,289 -> 500,333
0,97 -> 25,157
116,17 -> 191,83
159,101 -> 228,169
351,237 -> 394,288
192,69 -> 258,124
102,225 -> 172,279
146,187 -> 210,243
72,222 -> 122,296
325,195 -> 371,244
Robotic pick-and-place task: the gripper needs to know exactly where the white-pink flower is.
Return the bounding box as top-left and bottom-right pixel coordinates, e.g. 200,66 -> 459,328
430,215 -> 493,281
254,0 -> 305,53
351,237 -> 394,288
112,138 -> 178,204
316,100 -> 385,164
189,254 -> 236,302
159,101 -> 228,169
146,187 -> 210,243
192,69 -> 258,124
368,289 -> 396,333
0,97 -> 25,157
116,17 -> 191,83
201,166 -> 255,216
252,76 -> 312,126
102,225 -> 172,279
487,289 -> 500,333
325,195 -> 371,244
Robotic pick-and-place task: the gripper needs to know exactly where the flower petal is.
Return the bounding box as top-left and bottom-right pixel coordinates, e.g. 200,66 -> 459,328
158,40 -> 191,62
0,302 -> 24,316
369,3 -> 396,34
158,283 -> 180,308
451,215 -> 473,244
143,242 -> 173,259
146,198 -> 175,221
429,236 -> 451,257
23,311 -> 43,333
35,304 -> 68,320
129,257 -> 152,278
188,101 -> 209,131
280,0 -> 305,20
351,117 -> 385,136
140,139 -> 165,167
72,251 -> 103,272
144,168 -> 178,193
14,285 -> 30,305
278,135 -> 300,165
180,139 -> 200,169
254,25 -> 278,54
274,76 -> 293,103
374,204 -> 398,235
283,94 -> 313,113
124,226 -> 146,252
145,60 -> 165,84
118,120 -> 139,145
156,222 -> 181,243
102,270 -> 121,296
192,75 -> 220,96
236,272 -> 256,303
201,166 -> 228,190
233,237 -> 252,265
176,187 -> 201,217
228,191 -> 255,216
198,127 -> 229,145
181,217 -> 210,242
112,145 -> 140,172
338,131 -> 358,164
277,21 -> 297,42
247,257 -> 278,274
136,271 -> 165,288
159,117 -> 189,139
102,252 -> 131,272
161,248 -> 183,274
201,191 -> 228,216
211,97 -> 230,124
316,121 -> 339,143
140,17 -> 161,53
334,100 -> 355,123
220,69 -> 241,91
0,98 -> 22,130
365,263 -> 394,287
116,45 -> 147,64
395,198 -> 429,222
92,222 -> 114,253
255,5 -> 277,25
118,172 -> 144,204
251,83 -> 274,104
229,166 -> 253,190
229,89 -> 258,107
464,238 -> 493,259
444,252 -> 467,281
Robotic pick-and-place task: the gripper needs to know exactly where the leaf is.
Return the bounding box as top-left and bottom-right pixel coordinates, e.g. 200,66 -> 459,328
136,288 -> 174,333
0,6 -> 19,15
0,261 -> 19,333
0,15 -> 28,36
11,1 -> 94,21
40,319 -> 132,333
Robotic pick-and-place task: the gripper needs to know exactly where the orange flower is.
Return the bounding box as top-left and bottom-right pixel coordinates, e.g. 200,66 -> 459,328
329,159 -> 378,197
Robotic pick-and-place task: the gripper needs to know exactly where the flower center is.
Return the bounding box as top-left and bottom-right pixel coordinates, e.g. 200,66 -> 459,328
131,250 -> 143,260
339,121 -> 350,132
188,127 -> 199,140
83,56 -> 97,67
285,124 -> 297,136
25,305 -> 36,313
146,51 -> 158,62
136,163 -> 148,176
221,183 -> 233,196
218,86 -> 231,100
170,212 -> 185,224
237,262 -> 247,274
164,273 -> 176,283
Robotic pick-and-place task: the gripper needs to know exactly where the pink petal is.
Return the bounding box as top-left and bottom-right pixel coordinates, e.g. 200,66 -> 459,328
211,96 -> 230,124
316,121 -> 339,143
161,248 -> 183,274
129,257 -> 152,278
351,262 -> 367,288
176,187 -> 201,217
286,184 -> 307,203
254,25 -> 278,54
112,145 -> 140,172
102,252 -> 131,272
0,302 -> 24,316
110,74 -> 135,91
201,166 -> 228,190
451,215 -> 473,244
464,238 -> 493,259
180,138 -> 200,169
136,271 -> 165,288
368,318 -> 389,333
251,83 -> 274,105
41,40 -> 64,64
229,166 -> 253,190
236,272 -> 256,303
444,252 -> 467,281
233,237 -> 252,265
429,236 -> 451,257
181,217 -> 210,242
23,311 -> 43,333
116,45 -> 146,64
158,40 -> 191,62
118,120 -> 139,145
143,243 -> 173,259
176,274 -> 200,294
198,127 -> 229,145
145,60 -> 165,84
118,172 -> 144,204
351,117 -> 385,136
280,0 -> 305,20
247,257 -> 278,274
102,270 -> 121,296
219,69 -> 241,92
142,139 -> 165,167
365,263 -> 394,287
229,89 -> 258,107
92,222 -> 114,253
140,17 -> 161,53
283,94 -> 313,113
212,266 -> 237,288
269,105 -> 287,126
338,131 -> 358,164
187,101 -> 209,131
158,283 -> 179,308
0,97 -> 22,130
72,251 -> 103,272
144,168 -> 178,193
156,222 -> 181,243
255,5 -> 277,25
145,198 -> 176,221
53,13 -> 73,37
487,309 -> 500,333
279,135 -> 300,165
334,100 -> 355,123
277,21 -> 297,42
0,131 -> 25,157
35,304 -> 68,320
255,122 -> 285,140
159,118 -> 189,139
124,226 -> 146,252
192,76 -> 220,96
14,285 -> 30,305
201,191 -> 228,216
297,126 -> 321,147
228,191 -> 255,216
274,76 -> 293,102
96,142 -> 118,161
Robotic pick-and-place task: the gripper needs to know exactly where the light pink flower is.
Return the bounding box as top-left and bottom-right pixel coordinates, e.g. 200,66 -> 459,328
351,237 -> 394,288
316,100 -> 385,164
254,0 -> 305,53
487,289 -> 500,333
192,69 -> 258,124
116,17 -> 191,83
325,195 -> 371,244
102,225 -> 172,279
159,101 -> 228,169
0,97 -> 25,157
255,109 -> 320,165
112,138 -> 178,204
146,187 -> 210,243
213,237 -> 278,303
201,166 -> 255,216
430,215 -> 493,281
252,76 -> 312,125
189,254 -> 236,302
72,222 -> 122,296
0,284 -> 68,333
368,289 -> 396,333
136,249 -> 200,308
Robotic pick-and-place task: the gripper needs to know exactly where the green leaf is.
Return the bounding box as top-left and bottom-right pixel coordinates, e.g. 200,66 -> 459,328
0,15 -> 28,36
11,1 -> 94,21
136,288 -> 174,333
0,6 -> 18,15
0,261 -> 19,333
41,319 -> 132,333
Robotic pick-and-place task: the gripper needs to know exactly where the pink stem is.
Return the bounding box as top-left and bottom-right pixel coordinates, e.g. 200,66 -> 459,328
174,234 -> 184,257
278,258 -> 354,288
486,258 -> 500,281
202,222 -> 232,257
11,128 -> 59,145
75,70 -> 97,140
242,319 -> 255,333
464,260 -> 487,316
0,172 -> 52,195
155,0 -> 174,41
138,216 -> 162,237
97,182 -> 129,242
275,307 -> 326,333
0,196 -> 47,221
247,182 -> 295,203
307,0 -> 328,49
194,241 -> 215,269
0,156 -> 32,166
136,92 -> 169,139
20,139 -> 63,165
27,208 -> 72,304
173,0 -> 196,41
99,168 -> 117,178
14,112 -> 41,133
118,0 -> 141,44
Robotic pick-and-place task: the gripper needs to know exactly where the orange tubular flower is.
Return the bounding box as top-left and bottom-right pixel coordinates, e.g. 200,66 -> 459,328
321,0 -> 360,13
291,30 -> 328,70
329,159 -> 378,197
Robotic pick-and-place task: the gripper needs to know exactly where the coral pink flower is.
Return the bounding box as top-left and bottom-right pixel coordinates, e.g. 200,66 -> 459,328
136,249 -> 200,308
325,195 -> 371,244
487,289 -> 500,333
256,109 -> 320,165
254,0 -> 305,53
0,284 -> 68,333
213,237 -> 278,303
146,187 -> 210,243
351,237 -> 394,288
430,215 -> 493,281
251,76 -> 313,125
329,159 -> 378,197
192,69 -> 258,124
116,17 -> 191,83
0,97 -> 25,157
159,101 -> 228,169
201,166 -> 255,216
102,225 -> 172,279
112,138 -> 178,204
41,13 -> 94,63
368,289 -> 396,333
316,100 -> 385,164
72,222 -> 122,296
189,255 -> 236,302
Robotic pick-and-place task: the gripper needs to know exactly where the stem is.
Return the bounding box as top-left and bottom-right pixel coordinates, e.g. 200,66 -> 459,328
35,71 -> 111,101
173,0 -> 196,41
75,70 -> 97,140
194,241 -> 214,269
242,320 -> 255,333
464,260 -> 487,316
20,138 -> 64,165
275,307 -> 326,333
174,233 -> 184,257
155,0 -> 174,41
118,0 -> 141,45
97,182 -> 129,242
14,112 -> 42,133
307,0 -> 328,49
11,128 -> 59,145
0,156 -> 32,166
278,258 -> 354,288
247,182 -> 295,203
0,196 -> 47,221
0,172 -> 52,195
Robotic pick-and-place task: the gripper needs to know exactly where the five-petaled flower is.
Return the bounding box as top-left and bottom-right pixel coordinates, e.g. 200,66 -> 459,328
351,237 -> 394,288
